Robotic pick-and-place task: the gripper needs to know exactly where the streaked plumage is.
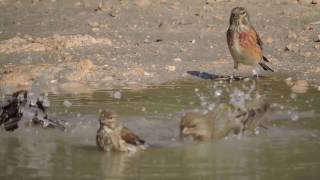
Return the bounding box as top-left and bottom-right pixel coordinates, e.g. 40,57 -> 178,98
96,110 -> 146,152
227,7 -> 273,72
0,90 -> 65,131
180,98 -> 269,141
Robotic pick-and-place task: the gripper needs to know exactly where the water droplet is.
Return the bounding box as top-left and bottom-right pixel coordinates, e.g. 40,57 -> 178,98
214,89 -> 223,97
63,100 -> 72,108
141,107 -> 146,112
207,103 -> 215,111
290,93 -> 297,99
201,101 -> 207,107
112,91 -> 122,99
289,111 -> 299,121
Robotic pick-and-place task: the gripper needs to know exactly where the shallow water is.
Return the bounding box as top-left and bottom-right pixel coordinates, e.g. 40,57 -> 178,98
1,77 -> 320,180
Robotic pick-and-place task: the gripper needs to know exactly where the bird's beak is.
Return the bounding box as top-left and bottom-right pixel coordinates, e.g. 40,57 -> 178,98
180,127 -> 189,141
182,127 -> 190,135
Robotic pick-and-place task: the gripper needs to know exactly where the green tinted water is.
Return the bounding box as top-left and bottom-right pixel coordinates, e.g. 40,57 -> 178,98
1,77 -> 320,180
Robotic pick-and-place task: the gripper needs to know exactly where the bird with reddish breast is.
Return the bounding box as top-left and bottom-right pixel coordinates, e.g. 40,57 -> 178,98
227,7 -> 274,76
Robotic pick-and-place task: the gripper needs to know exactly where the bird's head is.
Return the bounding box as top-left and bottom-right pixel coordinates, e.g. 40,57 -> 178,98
229,7 -> 251,27
180,112 -> 210,141
13,90 -> 28,105
99,110 -> 118,129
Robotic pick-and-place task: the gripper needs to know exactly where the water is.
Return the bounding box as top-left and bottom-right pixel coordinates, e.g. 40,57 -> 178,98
1,77 -> 320,180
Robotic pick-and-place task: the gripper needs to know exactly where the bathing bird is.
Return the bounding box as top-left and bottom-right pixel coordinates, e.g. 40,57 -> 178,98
180,98 -> 269,141
96,110 -> 146,152
0,90 -> 65,131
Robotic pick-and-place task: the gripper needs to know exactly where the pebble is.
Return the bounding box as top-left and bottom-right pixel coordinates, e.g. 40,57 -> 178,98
287,31 -> 297,39
102,76 -> 113,81
297,0 -> 318,4
173,57 -> 182,62
166,65 -> 176,72
291,80 -> 309,93
88,21 -> 99,27
134,0 -> 151,7
285,43 -> 299,52
310,21 -> 320,25
91,27 -> 100,32
74,2 -> 82,7
265,36 -> 273,44
302,52 -> 312,58
50,79 -> 57,83
285,77 -> 294,87
315,34 -> 320,42
143,72 -> 153,76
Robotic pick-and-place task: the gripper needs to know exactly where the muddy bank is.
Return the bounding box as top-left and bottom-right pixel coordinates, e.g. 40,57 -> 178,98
0,0 -> 320,93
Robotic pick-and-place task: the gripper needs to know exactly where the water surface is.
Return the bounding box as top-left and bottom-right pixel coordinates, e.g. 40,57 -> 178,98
1,77 -> 320,180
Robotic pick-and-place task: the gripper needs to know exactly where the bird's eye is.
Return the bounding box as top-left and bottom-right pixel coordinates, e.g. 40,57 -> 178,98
240,11 -> 246,15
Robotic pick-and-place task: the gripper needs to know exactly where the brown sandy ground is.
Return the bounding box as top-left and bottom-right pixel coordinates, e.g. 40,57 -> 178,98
0,0 -> 320,93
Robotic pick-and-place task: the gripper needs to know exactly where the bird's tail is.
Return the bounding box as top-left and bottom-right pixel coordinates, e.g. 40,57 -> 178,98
259,56 -> 274,72
259,62 -> 274,72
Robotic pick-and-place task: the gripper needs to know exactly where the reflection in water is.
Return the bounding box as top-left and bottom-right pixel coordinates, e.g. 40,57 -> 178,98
1,77 -> 320,179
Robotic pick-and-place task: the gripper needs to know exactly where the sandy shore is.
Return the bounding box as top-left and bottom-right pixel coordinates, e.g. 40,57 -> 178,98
0,0 -> 319,93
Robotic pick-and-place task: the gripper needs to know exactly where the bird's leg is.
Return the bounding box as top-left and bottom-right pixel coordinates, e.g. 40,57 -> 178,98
252,69 -> 258,78
231,69 -> 236,80
231,68 -> 239,81
252,67 -> 261,81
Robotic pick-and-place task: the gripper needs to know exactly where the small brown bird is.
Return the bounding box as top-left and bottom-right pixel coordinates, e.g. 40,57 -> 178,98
96,110 -> 146,152
0,90 -> 65,131
227,7 -> 273,74
180,99 -> 269,141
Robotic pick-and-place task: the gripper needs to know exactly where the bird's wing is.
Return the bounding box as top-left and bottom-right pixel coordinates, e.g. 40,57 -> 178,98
252,27 -> 263,49
206,103 -> 237,138
121,126 -> 145,145
252,27 -> 274,69
96,130 -> 110,151
226,28 -> 234,48
237,99 -> 270,131
0,99 -> 21,131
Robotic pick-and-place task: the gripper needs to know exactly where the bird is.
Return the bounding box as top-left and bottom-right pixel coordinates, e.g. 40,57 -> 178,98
180,98 -> 269,141
226,7 -> 274,76
0,90 -> 65,131
0,90 -> 27,131
96,110 -> 146,152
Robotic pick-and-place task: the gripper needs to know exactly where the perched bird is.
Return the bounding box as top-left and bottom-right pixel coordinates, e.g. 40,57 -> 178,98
227,7 -> 274,75
96,110 -> 146,152
180,99 -> 269,141
0,90 -> 65,131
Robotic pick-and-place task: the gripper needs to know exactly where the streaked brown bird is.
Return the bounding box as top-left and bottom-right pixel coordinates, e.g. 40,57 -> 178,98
0,90 -> 65,131
96,110 -> 146,152
180,99 -> 269,141
227,7 -> 274,74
